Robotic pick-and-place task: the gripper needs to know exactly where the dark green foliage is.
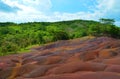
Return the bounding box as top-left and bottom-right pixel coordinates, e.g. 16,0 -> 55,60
46,26 -> 69,41
99,18 -> 115,25
0,19 -> 120,56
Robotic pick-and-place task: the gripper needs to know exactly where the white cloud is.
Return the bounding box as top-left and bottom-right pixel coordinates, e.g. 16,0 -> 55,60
1,0 -> 52,13
94,0 -> 120,25
0,0 -> 52,22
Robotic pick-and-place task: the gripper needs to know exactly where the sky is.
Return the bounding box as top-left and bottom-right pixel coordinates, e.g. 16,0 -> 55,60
0,0 -> 120,26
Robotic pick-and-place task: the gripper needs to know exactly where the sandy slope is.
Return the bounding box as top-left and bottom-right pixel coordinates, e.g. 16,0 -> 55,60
0,37 -> 120,79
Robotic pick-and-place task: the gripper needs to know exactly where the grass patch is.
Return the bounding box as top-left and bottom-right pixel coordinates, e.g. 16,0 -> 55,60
18,44 -> 40,54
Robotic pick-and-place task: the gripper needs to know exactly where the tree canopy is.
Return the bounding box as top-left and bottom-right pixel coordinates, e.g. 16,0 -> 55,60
99,18 -> 115,25
0,19 -> 120,56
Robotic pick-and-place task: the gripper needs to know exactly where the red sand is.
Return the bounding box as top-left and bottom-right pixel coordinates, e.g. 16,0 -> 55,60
0,37 -> 120,79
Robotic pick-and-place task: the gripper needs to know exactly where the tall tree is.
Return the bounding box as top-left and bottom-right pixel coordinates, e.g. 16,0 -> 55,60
99,18 -> 115,25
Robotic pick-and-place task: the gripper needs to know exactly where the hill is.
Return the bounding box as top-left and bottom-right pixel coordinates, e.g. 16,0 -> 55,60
0,19 -> 120,56
0,37 -> 120,79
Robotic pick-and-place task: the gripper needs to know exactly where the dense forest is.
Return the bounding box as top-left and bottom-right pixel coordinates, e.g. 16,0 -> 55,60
0,19 -> 120,56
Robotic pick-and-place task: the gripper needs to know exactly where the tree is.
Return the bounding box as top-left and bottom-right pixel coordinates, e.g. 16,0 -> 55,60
0,41 -> 19,55
46,26 -> 69,41
99,18 -> 115,25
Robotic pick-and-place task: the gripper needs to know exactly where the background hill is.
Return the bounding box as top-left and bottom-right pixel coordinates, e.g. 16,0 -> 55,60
0,19 -> 120,56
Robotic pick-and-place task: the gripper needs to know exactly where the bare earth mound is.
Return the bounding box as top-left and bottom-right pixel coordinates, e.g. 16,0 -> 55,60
0,37 -> 120,79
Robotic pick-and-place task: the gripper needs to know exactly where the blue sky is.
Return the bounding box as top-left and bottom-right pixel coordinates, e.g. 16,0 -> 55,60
51,0 -> 97,13
0,0 -> 120,26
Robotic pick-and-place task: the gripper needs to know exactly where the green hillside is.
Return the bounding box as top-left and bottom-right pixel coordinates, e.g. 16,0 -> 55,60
0,19 -> 120,56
